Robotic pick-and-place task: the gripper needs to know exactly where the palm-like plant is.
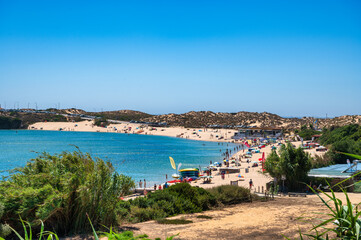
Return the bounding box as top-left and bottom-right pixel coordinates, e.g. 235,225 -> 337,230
286,152 -> 361,240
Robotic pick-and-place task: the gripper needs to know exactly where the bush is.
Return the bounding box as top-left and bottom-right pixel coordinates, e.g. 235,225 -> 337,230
0,116 -> 22,129
319,124 -> 361,164
196,215 -> 212,219
0,203 -> 11,238
94,117 -> 109,127
207,185 -> 252,205
311,154 -> 334,168
0,150 -> 135,236
297,125 -> 321,140
126,183 -> 218,223
156,218 -> 193,225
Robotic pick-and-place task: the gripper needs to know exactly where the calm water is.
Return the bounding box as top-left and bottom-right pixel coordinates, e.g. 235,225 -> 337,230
0,130 -> 237,184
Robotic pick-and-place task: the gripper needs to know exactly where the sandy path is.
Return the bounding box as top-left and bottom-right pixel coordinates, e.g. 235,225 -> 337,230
129,197 -> 323,240
128,192 -> 361,240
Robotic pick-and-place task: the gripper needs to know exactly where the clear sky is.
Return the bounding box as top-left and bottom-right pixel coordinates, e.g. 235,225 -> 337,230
0,1 -> 360,117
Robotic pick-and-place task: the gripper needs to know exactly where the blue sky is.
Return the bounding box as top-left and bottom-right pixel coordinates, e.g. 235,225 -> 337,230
0,1 -> 360,117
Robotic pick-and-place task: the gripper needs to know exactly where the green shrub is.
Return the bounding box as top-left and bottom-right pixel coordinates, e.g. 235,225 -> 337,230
0,203 -> 11,238
156,218 -> 193,225
127,183 -> 217,223
129,206 -> 166,223
207,185 -> 252,205
319,124 -> 361,164
0,116 -> 22,129
0,150 -> 135,236
311,154 -> 334,168
297,126 -> 321,140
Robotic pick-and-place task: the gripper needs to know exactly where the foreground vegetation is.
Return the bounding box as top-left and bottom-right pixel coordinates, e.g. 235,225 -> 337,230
286,153 -> 361,240
0,150 -> 134,237
0,151 -> 256,239
118,183 -> 255,223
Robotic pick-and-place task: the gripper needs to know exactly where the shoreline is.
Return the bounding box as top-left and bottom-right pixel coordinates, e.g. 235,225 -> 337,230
27,120 -> 325,192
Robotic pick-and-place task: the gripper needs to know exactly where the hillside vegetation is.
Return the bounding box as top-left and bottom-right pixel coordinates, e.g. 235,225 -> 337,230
319,124 -> 361,164
1,108 -> 360,129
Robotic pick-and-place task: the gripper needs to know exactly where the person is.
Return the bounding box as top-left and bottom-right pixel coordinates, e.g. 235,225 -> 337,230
154,184 -> 157,191
144,179 -> 146,188
158,185 -> 162,190
139,180 -> 143,188
221,171 -> 225,180
249,179 -> 253,189
164,182 -> 168,188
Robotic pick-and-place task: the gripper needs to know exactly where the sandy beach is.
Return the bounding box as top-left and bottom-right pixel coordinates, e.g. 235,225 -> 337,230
29,120 -> 238,143
29,120 -> 325,192
189,140 -> 324,192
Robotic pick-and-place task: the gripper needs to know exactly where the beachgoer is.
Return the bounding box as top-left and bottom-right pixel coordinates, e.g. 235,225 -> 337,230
139,180 -> 143,188
249,179 -> 253,189
158,185 -> 162,190
144,179 -> 146,188
154,184 -> 157,191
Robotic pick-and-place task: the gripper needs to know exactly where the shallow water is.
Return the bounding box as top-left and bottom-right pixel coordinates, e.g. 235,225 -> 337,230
0,130 -> 237,184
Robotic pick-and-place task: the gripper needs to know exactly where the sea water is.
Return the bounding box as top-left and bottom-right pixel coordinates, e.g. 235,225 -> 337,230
0,130 -> 237,184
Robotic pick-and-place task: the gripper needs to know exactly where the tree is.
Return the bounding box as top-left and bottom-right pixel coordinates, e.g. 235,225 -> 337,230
265,143 -> 312,191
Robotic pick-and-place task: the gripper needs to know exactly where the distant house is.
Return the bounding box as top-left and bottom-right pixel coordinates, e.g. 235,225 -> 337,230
231,127 -> 283,140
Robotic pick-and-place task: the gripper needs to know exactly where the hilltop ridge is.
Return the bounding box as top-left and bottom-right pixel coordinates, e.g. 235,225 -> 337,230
0,108 -> 360,129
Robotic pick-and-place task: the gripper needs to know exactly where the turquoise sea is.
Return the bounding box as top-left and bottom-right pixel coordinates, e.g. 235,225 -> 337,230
0,130 -> 237,184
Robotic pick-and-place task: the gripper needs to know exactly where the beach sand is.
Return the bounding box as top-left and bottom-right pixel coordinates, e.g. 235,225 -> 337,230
29,120 -> 238,142
190,141 -> 325,192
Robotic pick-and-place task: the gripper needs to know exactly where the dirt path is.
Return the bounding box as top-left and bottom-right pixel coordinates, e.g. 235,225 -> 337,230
127,193 -> 361,240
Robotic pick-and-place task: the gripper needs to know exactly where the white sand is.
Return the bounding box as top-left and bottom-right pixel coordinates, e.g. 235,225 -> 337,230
29,120 -> 238,142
